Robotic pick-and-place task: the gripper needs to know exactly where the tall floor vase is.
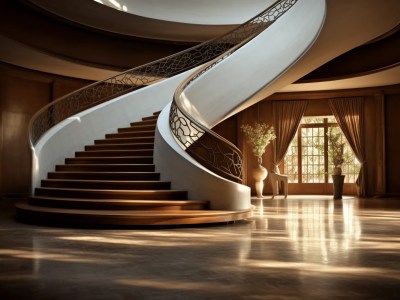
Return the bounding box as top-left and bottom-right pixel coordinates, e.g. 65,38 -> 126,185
252,158 -> 268,198
332,174 -> 345,199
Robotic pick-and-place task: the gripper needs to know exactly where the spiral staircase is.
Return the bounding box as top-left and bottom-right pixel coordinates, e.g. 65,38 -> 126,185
14,0 -> 400,226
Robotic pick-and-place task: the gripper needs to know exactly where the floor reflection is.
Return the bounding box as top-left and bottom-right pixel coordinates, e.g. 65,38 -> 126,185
252,197 -> 362,264
287,198 -> 361,264
1,196 -> 399,300
250,197 -> 362,264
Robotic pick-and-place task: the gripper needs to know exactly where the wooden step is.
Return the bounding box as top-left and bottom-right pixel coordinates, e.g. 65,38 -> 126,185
41,179 -> 171,190
16,203 -> 253,226
48,172 -> 160,181
75,149 -> 153,157
28,196 -> 208,210
35,187 -> 188,200
105,131 -> 155,139
56,164 -> 155,172
142,115 -> 159,121
153,111 -> 161,116
85,143 -> 154,151
94,137 -> 154,145
65,156 -> 153,165
117,126 -> 156,133
130,119 -> 157,127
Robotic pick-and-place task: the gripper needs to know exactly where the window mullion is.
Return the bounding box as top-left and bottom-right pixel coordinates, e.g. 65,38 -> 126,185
324,118 -> 329,183
298,126 -> 302,184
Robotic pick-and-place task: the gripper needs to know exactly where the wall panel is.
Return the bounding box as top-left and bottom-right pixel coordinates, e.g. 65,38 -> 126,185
385,91 -> 400,195
0,63 -> 91,196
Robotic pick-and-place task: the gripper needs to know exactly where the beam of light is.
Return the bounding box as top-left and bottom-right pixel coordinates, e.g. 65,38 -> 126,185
67,116 -> 81,123
241,259 -> 400,279
115,278 -> 239,291
0,249 -> 112,264
58,236 -> 192,247
108,0 -> 121,10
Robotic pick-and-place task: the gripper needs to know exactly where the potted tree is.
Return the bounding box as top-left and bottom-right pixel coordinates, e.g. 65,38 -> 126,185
241,122 -> 276,198
327,127 -> 346,199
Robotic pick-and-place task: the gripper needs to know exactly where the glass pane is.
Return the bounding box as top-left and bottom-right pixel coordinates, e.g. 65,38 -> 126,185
299,126 -> 325,183
327,116 -> 337,123
302,117 -> 324,124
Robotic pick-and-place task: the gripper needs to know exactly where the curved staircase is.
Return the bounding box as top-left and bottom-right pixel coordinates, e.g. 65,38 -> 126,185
16,112 -> 252,227
16,0 -> 329,227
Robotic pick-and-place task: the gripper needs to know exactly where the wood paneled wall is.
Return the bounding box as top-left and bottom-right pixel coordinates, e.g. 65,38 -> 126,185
1,61 -> 399,198
385,90 -> 400,196
0,63 -> 92,196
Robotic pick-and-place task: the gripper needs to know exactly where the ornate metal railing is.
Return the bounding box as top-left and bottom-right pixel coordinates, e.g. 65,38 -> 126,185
29,39 -> 236,145
170,0 -> 298,183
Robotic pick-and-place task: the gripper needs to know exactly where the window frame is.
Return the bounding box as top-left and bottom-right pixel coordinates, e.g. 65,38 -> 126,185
284,117 -> 359,185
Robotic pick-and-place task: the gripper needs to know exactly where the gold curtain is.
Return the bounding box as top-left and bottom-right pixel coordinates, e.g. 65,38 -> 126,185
329,97 -> 366,197
272,100 -> 308,173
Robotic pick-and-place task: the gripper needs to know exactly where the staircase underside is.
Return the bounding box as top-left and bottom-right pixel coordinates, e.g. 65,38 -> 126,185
16,112 -> 252,227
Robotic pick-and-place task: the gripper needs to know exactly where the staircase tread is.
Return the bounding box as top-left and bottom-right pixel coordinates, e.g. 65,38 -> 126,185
115,129 -> 155,132
36,187 -> 186,193
98,137 -> 154,140
118,124 -> 156,127
43,179 -> 170,184
68,156 -> 154,159
117,129 -> 155,133
105,134 -> 155,138
49,171 -> 159,174
67,157 -> 153,161
47,171 -> 160,180
131,116 -> 158,123
77,149 -> 154,152
128,124 -> 155,127
57,164 -> 154,167
30,196 -> 208,204
17,203 -> 247,216
87,143 -> 154,146
130,122 -> 156,126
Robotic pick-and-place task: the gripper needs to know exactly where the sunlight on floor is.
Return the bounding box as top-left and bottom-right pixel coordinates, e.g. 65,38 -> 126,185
1,195 -> 399,299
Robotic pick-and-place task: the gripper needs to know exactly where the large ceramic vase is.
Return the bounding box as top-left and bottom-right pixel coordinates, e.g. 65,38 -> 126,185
252,157 -> 268,198
332,174 -> 345,199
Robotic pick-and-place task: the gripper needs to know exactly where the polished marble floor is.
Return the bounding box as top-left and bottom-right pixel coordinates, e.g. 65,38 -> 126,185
0,196 -> 399,300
